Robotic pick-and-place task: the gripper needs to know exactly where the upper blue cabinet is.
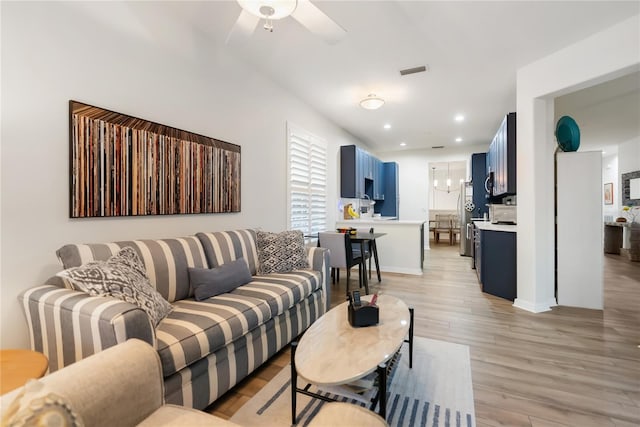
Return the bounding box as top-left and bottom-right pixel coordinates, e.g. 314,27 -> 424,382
486,113 -> 517,198
373,158 -> 384,200
340,145 -> 385,200
471,153 -> 488,217
376,162 -> 399,217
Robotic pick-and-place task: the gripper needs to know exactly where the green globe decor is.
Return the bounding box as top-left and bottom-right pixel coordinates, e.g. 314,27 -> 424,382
555,116 -> 580,152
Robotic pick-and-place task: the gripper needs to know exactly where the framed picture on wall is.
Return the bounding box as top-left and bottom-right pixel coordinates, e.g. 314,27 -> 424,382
604,182 -> 613,205
69,101 -> 241,218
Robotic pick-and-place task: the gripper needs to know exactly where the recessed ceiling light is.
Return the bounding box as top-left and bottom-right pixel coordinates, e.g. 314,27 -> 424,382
455,137 -> 463,142
455,114 -> 465,122
400,142 -> 406,147
384,124 -> 391,130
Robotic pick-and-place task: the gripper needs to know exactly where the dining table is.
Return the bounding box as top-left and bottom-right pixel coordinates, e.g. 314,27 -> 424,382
308,231 -> 386,292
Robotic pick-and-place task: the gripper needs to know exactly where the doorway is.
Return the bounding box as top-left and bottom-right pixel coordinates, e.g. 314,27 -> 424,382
428,161 -> 466,246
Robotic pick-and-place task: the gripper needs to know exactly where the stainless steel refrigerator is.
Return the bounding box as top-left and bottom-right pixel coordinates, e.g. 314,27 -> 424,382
459,182 -> 474,256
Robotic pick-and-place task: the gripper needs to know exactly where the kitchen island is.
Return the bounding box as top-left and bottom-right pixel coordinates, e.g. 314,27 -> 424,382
335,219 -> 425,275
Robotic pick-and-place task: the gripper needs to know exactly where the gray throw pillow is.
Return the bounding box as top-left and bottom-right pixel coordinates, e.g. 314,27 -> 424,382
188,258 -> 253,301
256,230 -> 309,275
56,247 -> 172,326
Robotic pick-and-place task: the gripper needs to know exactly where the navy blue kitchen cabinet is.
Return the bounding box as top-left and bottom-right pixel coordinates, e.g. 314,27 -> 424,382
341,145 -> 365,198
471,153 -> 488,217
375,162 -> 399,217
373,158 -> 384,200
486,112 -> 516,198
475,228 -> 517,301
341,145 -> 386,200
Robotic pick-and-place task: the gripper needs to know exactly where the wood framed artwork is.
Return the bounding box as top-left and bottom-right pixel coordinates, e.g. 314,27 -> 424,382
604,182 -> 613,205
69,101 -> 241,218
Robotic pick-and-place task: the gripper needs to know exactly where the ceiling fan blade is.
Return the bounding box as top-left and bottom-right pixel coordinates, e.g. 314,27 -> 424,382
225,9 -> 260,44
291,0 -> 346,44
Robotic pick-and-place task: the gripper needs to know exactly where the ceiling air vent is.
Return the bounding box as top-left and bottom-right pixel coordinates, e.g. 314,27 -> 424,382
400,65 -> 429,76
431,146 -> 444,149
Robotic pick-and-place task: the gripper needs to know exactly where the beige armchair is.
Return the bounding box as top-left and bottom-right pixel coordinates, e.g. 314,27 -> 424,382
1,339 -> 239,427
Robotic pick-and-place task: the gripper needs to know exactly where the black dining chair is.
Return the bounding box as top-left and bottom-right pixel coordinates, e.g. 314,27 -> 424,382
351,227 -> 373,279
318,232 -> 368,295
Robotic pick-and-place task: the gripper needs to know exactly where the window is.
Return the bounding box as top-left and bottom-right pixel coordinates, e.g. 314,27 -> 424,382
287,123 -> 327,236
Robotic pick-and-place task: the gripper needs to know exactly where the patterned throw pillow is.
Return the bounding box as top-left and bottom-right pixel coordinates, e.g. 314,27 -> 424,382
256,230 -> 309,275
56,247 -> 172,326
1,379 -> 84,427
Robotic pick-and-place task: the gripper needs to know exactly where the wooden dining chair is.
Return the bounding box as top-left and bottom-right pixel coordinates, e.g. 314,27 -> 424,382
451,215 -> 461,245
434,214 -> 454,245
318,232 -> 367,295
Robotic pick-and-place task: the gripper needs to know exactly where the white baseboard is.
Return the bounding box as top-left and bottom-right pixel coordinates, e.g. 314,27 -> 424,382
379,266 -> 424,276
512,298 -> 553,313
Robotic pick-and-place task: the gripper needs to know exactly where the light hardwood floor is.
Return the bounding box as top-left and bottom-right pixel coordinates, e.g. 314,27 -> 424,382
207,242 -> 640,426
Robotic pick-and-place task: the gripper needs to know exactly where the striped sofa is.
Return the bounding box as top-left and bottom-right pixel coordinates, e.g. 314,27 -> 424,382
19,229 -> 329,410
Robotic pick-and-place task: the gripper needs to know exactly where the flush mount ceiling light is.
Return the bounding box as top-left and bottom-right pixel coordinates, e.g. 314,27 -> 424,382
454,114 -> 465,122
383,124 -> 391,130
360,94 -> 385,110
455,137 -> 463,142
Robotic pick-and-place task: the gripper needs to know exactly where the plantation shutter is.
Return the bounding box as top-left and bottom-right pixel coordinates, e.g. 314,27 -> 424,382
287,124 -> 327,235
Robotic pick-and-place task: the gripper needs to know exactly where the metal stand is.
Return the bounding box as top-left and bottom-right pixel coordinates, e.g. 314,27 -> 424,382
405,308 -> 414,368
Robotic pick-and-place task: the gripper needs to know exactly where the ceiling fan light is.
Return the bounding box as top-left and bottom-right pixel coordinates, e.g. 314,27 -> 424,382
237,0 -> 298,20
360,94 -> 385,110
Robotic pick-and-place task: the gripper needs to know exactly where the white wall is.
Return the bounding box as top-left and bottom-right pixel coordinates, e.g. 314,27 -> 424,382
429,165 -> 466,211
618,137 -> 640,216
602,154 -> 620,220
515,15 -> 640,313
377,143 -> 488,222
599,137 -> 639,233
0,2 -> 363,348
618,137 -> 640,176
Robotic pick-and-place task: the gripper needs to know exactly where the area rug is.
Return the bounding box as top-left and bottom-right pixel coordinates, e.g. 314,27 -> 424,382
230,336 -> 475,427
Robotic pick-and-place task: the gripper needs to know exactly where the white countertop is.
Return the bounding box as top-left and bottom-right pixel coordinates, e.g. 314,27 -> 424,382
335,219 -> 425,275
473,220 -> 517,233
336,218 -> 425,225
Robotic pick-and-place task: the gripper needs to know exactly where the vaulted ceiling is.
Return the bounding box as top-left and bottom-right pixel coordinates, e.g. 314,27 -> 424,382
73,1 -> 640,153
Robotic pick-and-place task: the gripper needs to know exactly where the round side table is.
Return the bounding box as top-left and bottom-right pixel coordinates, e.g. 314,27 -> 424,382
0,349 -> 48,394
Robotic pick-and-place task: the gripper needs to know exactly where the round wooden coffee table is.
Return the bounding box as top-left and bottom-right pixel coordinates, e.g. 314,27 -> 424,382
0,349 -> 48,394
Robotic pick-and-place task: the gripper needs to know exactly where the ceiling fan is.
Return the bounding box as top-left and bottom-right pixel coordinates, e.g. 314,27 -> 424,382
226,0 -> 346,45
